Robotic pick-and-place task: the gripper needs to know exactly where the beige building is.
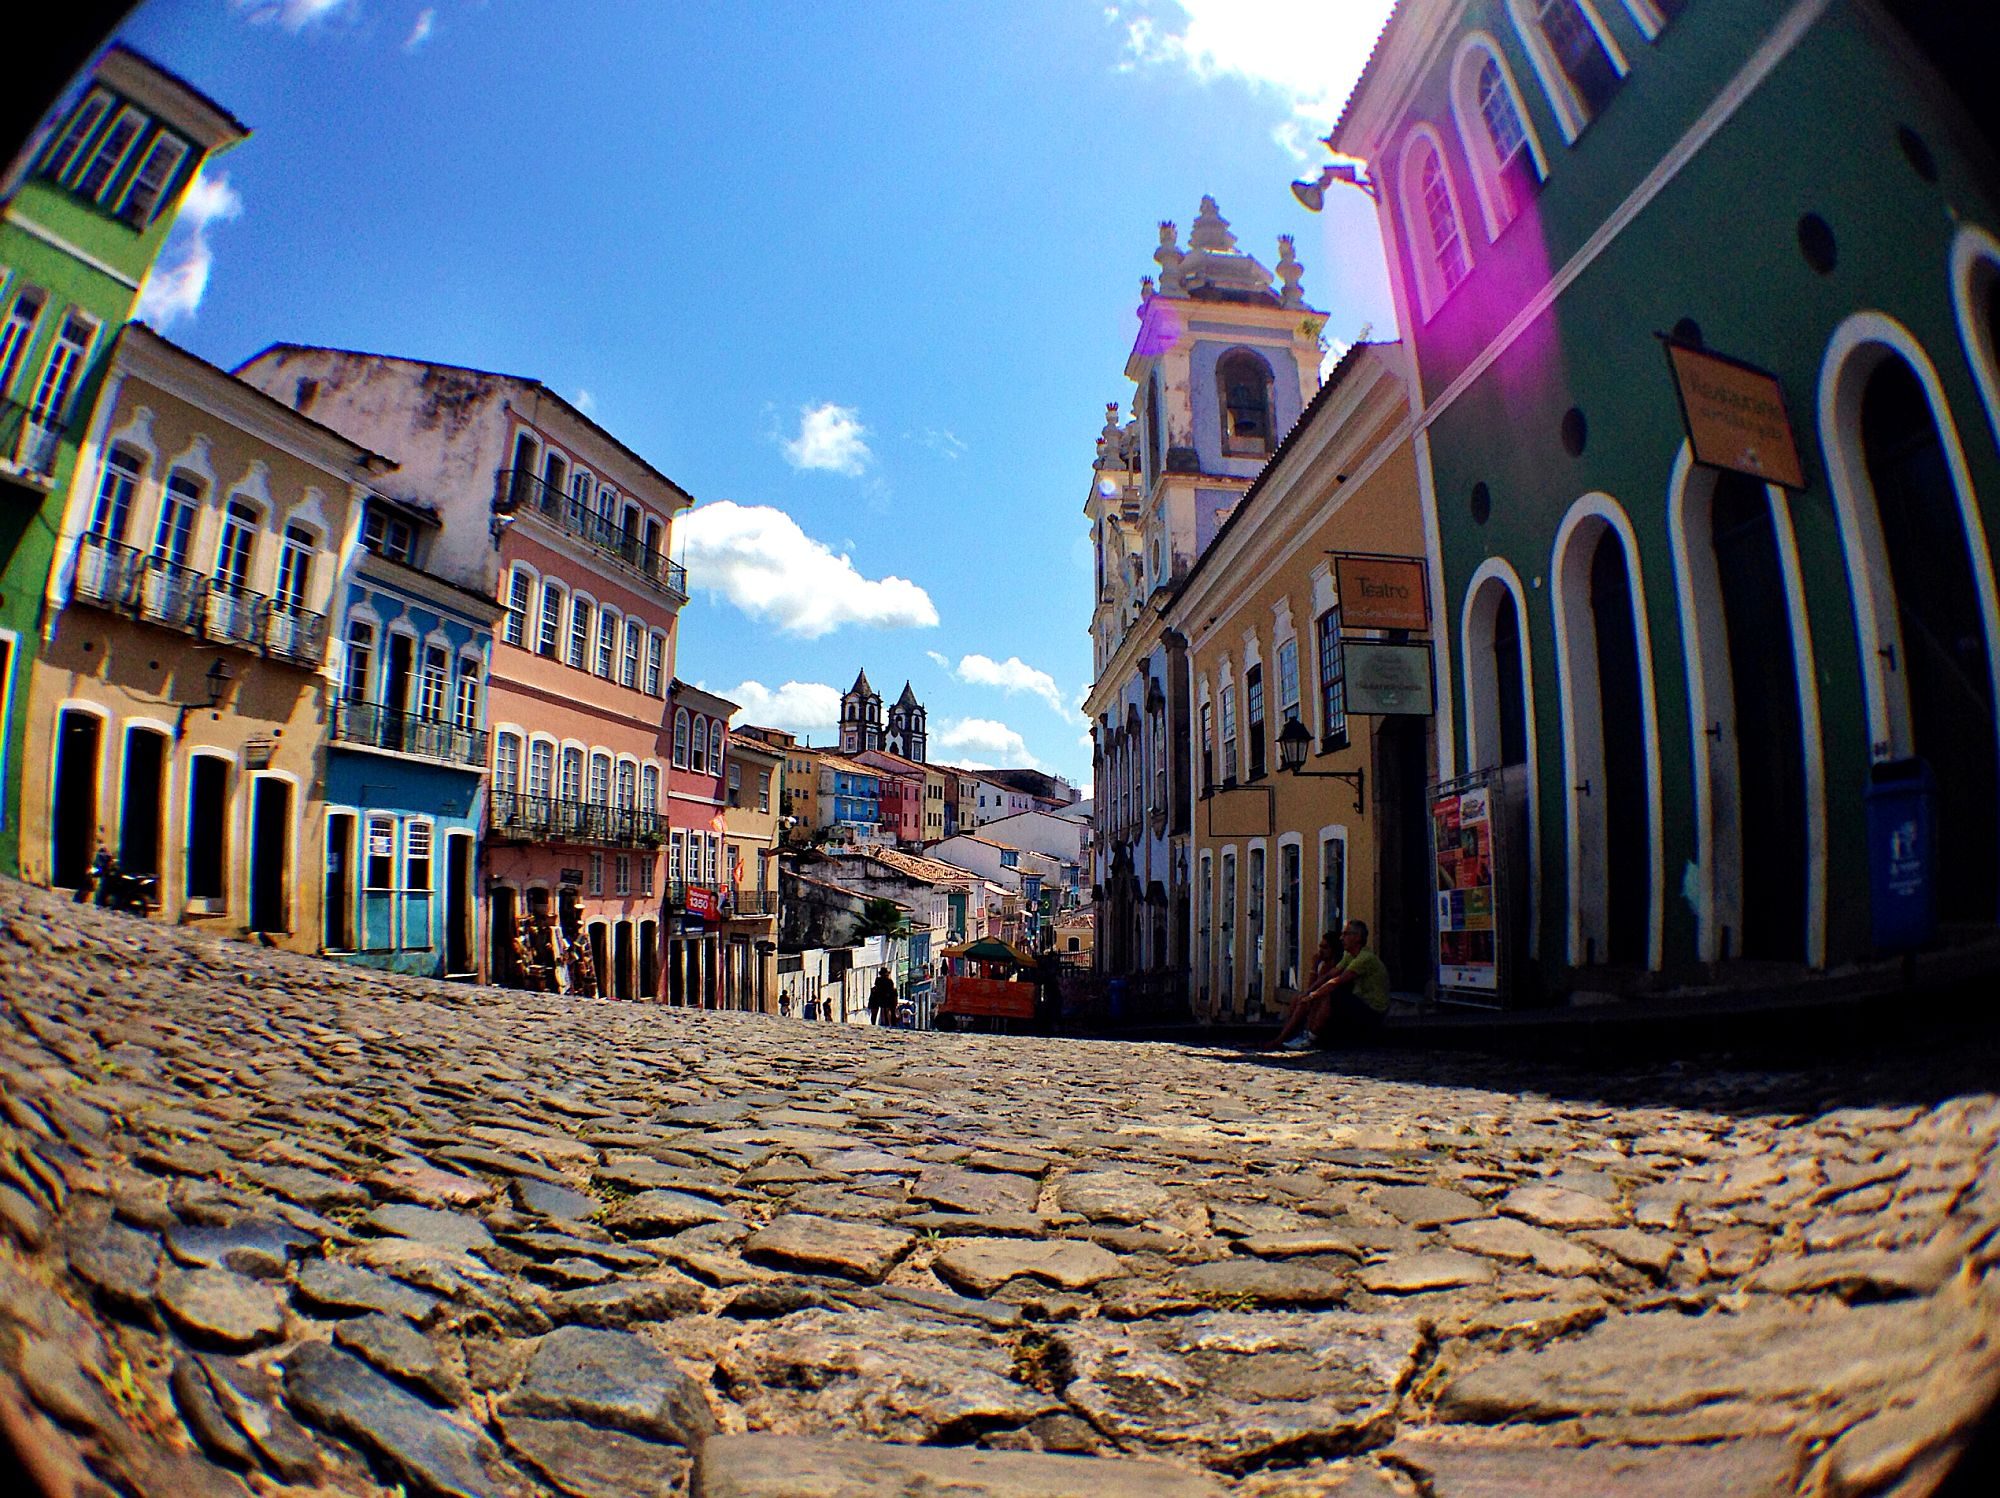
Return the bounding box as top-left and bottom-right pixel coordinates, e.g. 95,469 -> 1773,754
1165,342 -> 1430,1023
722,730 -> 783,1011
22,325 -> 381,950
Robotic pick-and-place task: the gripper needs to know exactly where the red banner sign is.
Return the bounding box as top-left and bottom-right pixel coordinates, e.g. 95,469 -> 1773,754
938,975 -> 1037,1019
684,886 -> 719,920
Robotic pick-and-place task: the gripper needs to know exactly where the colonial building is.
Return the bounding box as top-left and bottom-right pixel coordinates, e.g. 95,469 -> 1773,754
0,44 -> 246,874
233,346 -> 692,998
1163,342 -> 1430,1021
24,326 -> 374,952
1084,198 -> 1325,1000
721,727 -> 783,1012
666,679 -> 734,1007
855,746 -> 946,844
886,680 -> 927,761
1325,0 -> 2000,995
839,669 -> 927,761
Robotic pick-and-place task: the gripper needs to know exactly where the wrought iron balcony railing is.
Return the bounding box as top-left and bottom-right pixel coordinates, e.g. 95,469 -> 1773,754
494,468 -> 688,599
69,536 -> 329,666
0,400 -> 62,479
664,882 -> 776,918
490,791 -> 669,848
331,700 -> 489,769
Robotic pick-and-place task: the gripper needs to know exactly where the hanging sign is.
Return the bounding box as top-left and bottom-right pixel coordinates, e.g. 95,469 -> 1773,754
1334,555 -> 1429,632
684,886 -> 720,920
1434,786 -> 1499,992
1343,640 -> 1434,715
1664,342 -> 1806,489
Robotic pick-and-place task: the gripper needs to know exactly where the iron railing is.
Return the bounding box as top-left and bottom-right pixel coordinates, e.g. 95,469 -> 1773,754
70,536 -> 330,666
331,700 -> 489,768
664,882 -> 775,917
490,792 -> 669,848
494,468 -> 688,598
0,400 -> 61,478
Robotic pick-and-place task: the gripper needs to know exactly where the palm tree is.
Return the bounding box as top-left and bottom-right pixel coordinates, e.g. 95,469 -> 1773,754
854,897 -> 911,940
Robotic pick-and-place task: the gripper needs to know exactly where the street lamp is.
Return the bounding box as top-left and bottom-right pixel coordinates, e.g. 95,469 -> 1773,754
1276,717 -> 1364,814
1291,159 -> 1380,212
178,657 -> 234,736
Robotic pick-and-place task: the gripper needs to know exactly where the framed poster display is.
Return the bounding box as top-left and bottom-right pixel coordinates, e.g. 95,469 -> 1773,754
1432,765 -> 1529,1007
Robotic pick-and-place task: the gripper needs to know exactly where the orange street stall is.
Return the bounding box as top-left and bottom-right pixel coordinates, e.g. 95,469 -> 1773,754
936,936 -> 1043,1027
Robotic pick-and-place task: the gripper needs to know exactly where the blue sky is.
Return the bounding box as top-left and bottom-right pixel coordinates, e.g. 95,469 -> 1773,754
114,0 -> 1396,784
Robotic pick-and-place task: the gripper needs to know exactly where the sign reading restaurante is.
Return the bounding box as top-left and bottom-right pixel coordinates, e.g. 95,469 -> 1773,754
1664,341 -> 1807,490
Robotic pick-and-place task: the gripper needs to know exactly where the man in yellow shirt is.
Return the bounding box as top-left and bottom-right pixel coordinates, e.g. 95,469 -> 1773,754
1279,920 -> 1389,1052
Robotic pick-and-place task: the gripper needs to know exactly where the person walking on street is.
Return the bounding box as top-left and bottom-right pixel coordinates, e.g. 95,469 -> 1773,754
869,970 -> 897,1026
1274,922 -> 1390,1052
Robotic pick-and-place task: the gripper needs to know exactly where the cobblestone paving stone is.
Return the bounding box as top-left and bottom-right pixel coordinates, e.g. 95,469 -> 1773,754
3,879 -> 2000,1496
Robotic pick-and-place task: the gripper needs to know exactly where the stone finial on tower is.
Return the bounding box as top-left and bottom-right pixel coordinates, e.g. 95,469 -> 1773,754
1154,222 -> 1187,297
1189,195 -> 1237,253
1095,402 -> 1125,470
1276,234 -> 1305,309
1140,274 -> 1155,301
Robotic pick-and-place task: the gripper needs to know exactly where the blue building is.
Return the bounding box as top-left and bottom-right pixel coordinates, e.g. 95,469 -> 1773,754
321,495 -> 499,977
821,755 -> 883,842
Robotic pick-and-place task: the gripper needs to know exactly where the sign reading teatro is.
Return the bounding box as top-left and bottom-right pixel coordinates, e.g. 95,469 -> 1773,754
1664,341 -> 1806,490
1334,554 -> 1429,632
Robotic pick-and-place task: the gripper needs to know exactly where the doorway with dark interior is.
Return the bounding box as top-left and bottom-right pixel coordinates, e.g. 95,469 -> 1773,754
118,726 -> 167,888
444,832 -> 473,975
248,776 -> 292,934
52,709 -> 101,889
1590,528 -> 1651,967
325,812 -> 356,950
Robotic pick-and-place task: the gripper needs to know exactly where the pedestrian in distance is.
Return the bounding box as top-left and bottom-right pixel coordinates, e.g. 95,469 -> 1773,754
869,969 -> 897,1026
1270,922 -> 1390,1052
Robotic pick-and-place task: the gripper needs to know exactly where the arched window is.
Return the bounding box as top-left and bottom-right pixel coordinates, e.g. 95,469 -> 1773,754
567,596 -> 593,670
641,764 -> 660,814
1451,39 -> 1547,239
690,715 -> 707,775
537,581 -> 565,658
494,732 -> 521,793
709,721 -> 725,775
616,759 -> 636,810
1509,0 -> 1625,141
673,708 -> 690,767
1216,350 -> 1275,458
1145,373 -> 1164,479
88,445 -> 143,541
589,751 -> 611,806
1398,132 -> 1471,319
560,745 -> 584,802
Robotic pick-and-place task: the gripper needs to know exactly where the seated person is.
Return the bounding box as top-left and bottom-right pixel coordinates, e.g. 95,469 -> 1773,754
1277,921 -> 1389,1052
1268,930 -> 1340,1050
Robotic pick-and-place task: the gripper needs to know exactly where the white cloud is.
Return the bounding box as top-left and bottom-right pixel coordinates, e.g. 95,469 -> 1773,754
949,653 -> 1070,717
938,717 -> 1044,770
925,650 -> 952,670
233,0 -> 352,31
404,7 -> 435,50
722,679 -> 842,739
914,427 -> 967,460
783,401 -> 872,477
1112,0 -> 1397,161
134,170 -> 243,329
574,388 -> 597,415
676,500 -> 938,638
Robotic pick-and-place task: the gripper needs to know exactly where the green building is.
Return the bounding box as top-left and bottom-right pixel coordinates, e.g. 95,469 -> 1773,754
1326,1 -> 2000,995
0,44 -> 246,873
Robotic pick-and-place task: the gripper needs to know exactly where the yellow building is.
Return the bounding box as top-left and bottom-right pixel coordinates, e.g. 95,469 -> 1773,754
722,730 -> 783,1011
1164,342 -> 1431,1023
21,325 -> 381,951
779,741 -> 822,840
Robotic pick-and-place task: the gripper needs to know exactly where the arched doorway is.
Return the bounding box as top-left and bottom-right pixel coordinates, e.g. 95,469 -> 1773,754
1553,501 -> 1660,970
1863,358 -> 1998,919
1670,450 -> 1818,965
1461,561 -> 1540,955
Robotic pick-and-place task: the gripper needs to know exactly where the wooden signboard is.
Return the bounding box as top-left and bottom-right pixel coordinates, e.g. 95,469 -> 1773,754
1665,342 -> 1806,489
1334,555 -> 1429,632
1343,640 -> 1434,715
938,975 -> 1037,1019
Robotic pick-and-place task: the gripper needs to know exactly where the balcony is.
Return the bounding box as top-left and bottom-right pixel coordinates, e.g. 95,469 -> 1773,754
490,791 -> 668,848
332,700 -> 489,769
494,468 -> 688,600
665,882 -> 777,919
0,400 -> 62,482
70,537 -> 330,667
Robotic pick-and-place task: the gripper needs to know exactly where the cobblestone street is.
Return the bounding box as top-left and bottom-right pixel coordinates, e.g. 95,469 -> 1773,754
2,878 -> 1998,1496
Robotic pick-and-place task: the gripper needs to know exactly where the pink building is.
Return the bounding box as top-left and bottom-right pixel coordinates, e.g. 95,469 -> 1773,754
664,679 -> 735,1007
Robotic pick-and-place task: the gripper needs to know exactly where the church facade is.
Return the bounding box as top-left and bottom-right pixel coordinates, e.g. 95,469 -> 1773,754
839,669 -> 927,761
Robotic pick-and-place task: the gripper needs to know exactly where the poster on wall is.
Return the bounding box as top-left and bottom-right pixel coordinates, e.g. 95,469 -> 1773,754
1434,783 -> 1500,993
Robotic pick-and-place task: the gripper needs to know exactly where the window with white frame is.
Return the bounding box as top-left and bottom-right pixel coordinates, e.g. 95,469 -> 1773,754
538,581 -> 565,658
213,500 -> 257,596
1320,832 -> 1347,939
275,525 -> 314,612
616,759 -> 636,810
39,91 -> 110,184
404,819 -> 433,895
595,610 -> 616,677
690,716 -> 707,775
1219,683 -> 1237,784
73,106 -> 145,201
645,632 -> 665,696
495,732 -> 521,792
366,814 -> 396,893
614,855 -> 631,896
641,856 -> 655,897
589,752 -> 611,806
567,597 -> 592,669
670,830 -> 685,882
1511,0 -> 1624,138
621,619 -> 642,688
641,764 -> 659,814
527,739 -> 554,798
727,762 -> 742,806
1420,140 -> 1469,301
673,708 -> 690,767
757,769 -> 770,813
1316,608 -> 1347,748
709,722 -> 725,776
589,853 -> 604,895
342,621 -> 374,702
1219,850 -> 1237,1004
417,646 -> 449,720
82,447 -> 141,545
453,661 -> 480,730
117,130 -> 189,225
502,568 -> 531,646
1247,845 -> 1266,998
361,505 -> 416,563
560,746 -> 583,802
0,287 -> 44,395
29,313 -> 93,431
1279,840 -> 1303,988
1276,637 -> 1301,725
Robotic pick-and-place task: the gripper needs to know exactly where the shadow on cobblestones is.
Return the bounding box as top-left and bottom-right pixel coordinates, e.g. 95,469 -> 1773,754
4,876 -> 2000,1496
